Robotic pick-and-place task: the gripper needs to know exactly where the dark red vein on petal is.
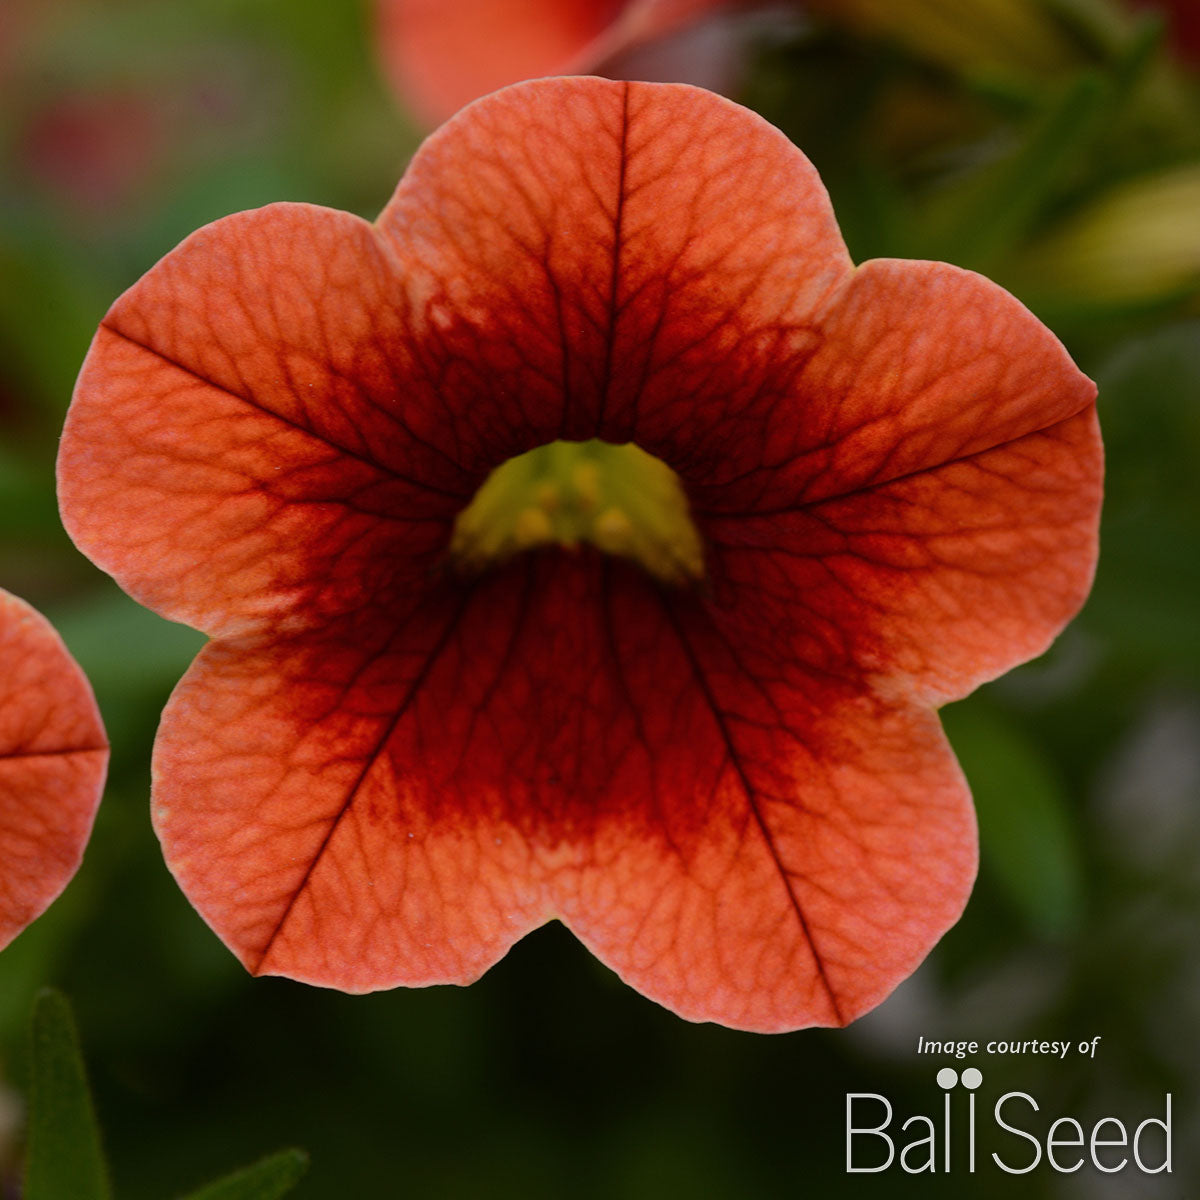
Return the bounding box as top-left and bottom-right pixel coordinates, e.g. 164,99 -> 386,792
596,81 -> 630,430
0,746 -> 109,761
655,593 -> 844,1025
101,324 -> 471,503
693,407 -> 1094,520
251,582 -> 481,973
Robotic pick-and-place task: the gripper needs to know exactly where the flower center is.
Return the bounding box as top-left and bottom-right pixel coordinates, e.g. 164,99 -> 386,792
450,440 -> 703,585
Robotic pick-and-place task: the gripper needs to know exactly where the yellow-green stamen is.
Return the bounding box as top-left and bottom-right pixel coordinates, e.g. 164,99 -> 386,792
450,440 -> 703,585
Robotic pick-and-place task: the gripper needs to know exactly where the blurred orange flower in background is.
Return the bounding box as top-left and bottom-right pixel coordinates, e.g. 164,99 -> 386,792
374,0 -> 762,122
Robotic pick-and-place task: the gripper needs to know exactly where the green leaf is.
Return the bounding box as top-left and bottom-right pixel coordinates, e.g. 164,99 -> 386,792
24,990 -> 111,1200
178,1149 -> 310,1200
943,702 -> 1084,939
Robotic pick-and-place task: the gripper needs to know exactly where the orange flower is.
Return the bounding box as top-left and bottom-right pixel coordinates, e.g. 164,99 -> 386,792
59,80 -> 1101,1030
0,589 -> 107,950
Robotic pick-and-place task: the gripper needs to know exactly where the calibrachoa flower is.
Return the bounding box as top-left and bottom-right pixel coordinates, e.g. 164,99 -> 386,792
58,79 -> 1102,1031
376,0 -> 745,123
0,589 -> 107,950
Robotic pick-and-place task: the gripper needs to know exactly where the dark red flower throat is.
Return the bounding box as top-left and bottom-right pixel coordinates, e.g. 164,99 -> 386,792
449,438 -> 704,584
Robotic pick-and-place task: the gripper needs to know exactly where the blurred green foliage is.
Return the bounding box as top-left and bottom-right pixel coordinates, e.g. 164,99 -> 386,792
1,0 -> 1198,1196
20,990 -> 306,1199
178,1149 -> 308,1200
25,991 -> 110,1200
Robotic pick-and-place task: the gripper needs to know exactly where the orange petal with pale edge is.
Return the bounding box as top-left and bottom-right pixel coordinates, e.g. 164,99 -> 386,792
689,259 -> 1099,514
718,410 -> 1101,706
59,204 -> 470,641
0,590 -> 107,950
380,80 -> 850,462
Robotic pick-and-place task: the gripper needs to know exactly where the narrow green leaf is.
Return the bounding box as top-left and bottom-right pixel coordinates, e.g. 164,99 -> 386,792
943,703 -> 1084,938
24,989 -> 111,1200
179,1149 -> 310,1200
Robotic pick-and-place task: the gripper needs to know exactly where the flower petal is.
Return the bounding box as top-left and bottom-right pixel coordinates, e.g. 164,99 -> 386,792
381,77 -> 852,464
0,590 -> 107,950
58,203 -> 471,640
151,569 -> 552,990
558,699 -> 974,1032
705,407 -> 1103,705
546,559 -> 976,1032
153,552 -> 973,1029
690,259 -> 1099,515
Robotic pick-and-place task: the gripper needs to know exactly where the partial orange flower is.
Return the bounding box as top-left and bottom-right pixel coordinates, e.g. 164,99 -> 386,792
58,80 -> 1101,1031
0,589 -> 107,950
376,0 -> 748,123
